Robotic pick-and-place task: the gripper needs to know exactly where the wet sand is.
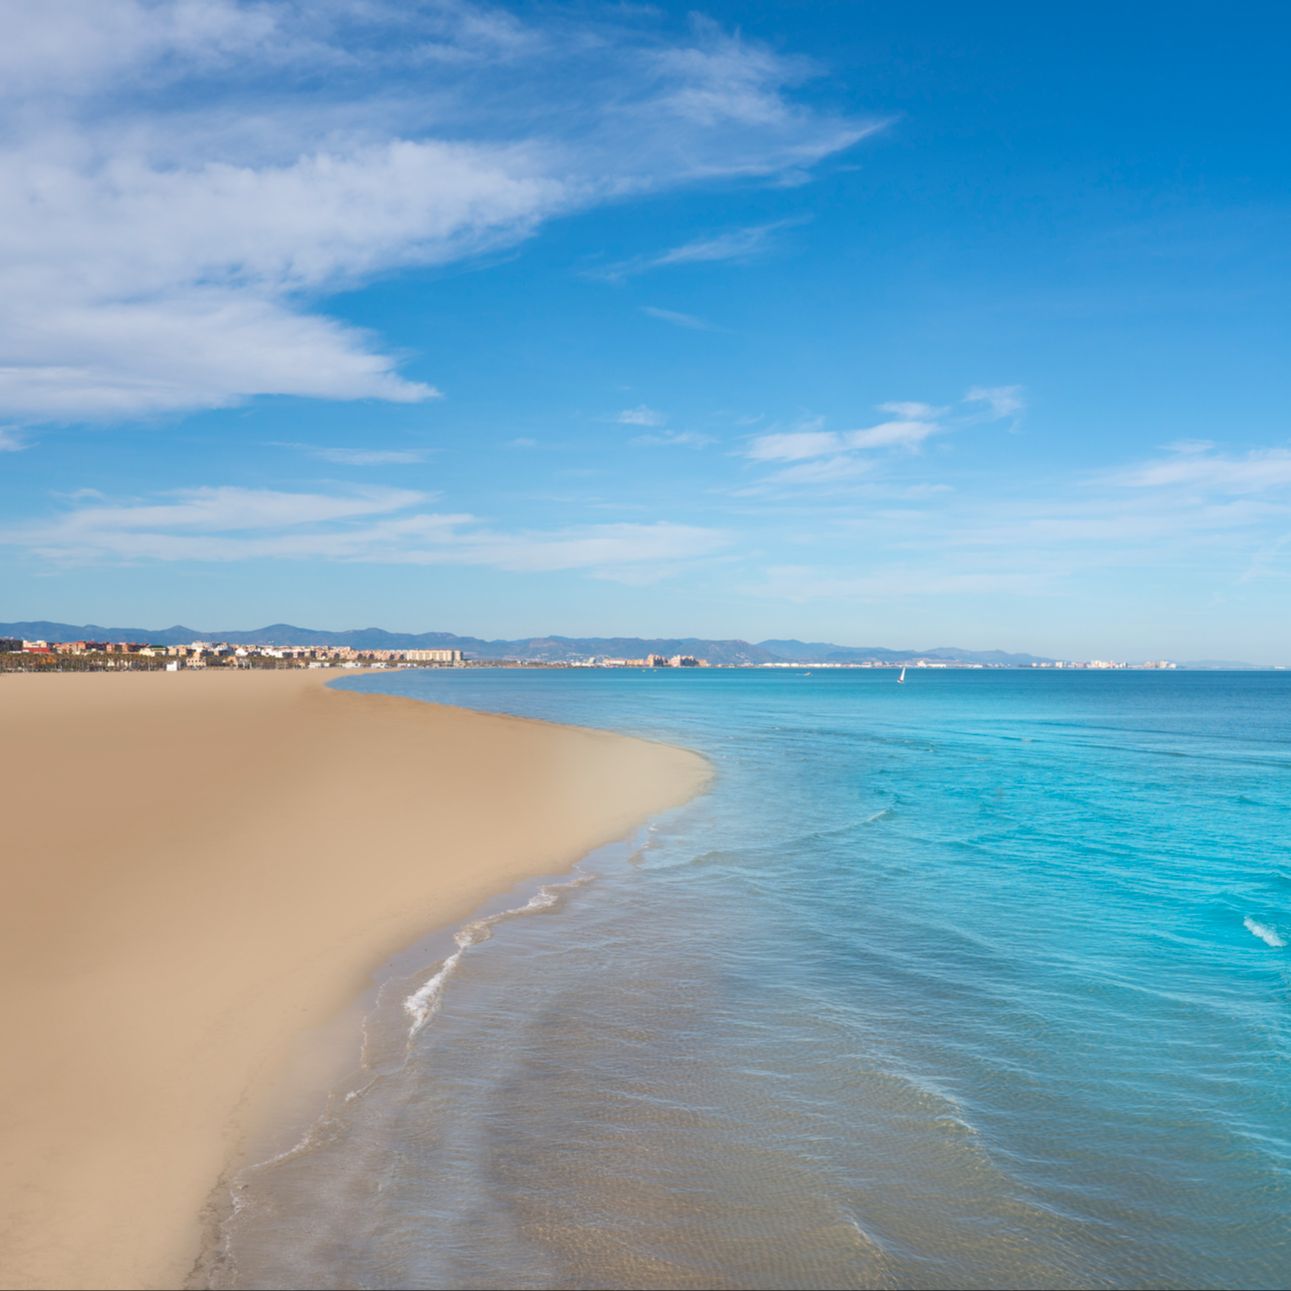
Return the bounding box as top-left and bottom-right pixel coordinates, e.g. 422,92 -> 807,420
0,669 -> 709,1290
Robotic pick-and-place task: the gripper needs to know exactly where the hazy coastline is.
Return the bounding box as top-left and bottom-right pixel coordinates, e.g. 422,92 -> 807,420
0,670 -> 710,1291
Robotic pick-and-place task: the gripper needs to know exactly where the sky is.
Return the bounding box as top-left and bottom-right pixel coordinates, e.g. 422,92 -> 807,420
1,1 -> 1288,661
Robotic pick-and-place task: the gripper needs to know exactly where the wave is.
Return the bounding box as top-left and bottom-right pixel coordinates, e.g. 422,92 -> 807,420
403,883 -> 575,1036
1243,916 -> 1286,948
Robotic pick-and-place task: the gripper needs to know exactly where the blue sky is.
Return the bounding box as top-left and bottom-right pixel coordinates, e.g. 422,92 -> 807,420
2,1 -> 1288,660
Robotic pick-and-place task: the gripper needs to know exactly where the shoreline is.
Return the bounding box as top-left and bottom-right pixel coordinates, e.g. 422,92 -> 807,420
0,670 -> 711,1291
188,827 -> 652,1290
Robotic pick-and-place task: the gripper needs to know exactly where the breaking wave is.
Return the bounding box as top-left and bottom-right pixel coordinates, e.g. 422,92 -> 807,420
403,883 -> 575,1036
1243,916 -> 1285,948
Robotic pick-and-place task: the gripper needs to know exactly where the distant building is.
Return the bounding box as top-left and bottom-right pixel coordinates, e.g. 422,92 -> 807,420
403,648 -> 463,664
0,637 -> 21,652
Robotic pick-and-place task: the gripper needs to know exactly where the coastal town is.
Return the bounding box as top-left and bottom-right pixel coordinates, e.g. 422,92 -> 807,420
0,637 -> 713,671
0,635 -> 1181,673
0,637 -> 466,671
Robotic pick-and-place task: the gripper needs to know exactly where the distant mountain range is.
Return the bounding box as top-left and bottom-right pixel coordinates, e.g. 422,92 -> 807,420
0,621 -> 1271,668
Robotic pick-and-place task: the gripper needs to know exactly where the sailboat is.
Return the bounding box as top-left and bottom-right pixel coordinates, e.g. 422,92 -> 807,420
897,666 -> 906,684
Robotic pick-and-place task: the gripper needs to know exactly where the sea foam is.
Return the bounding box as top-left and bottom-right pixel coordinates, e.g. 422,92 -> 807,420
403,885 -> 567,1036
1243,916 -> 1285,948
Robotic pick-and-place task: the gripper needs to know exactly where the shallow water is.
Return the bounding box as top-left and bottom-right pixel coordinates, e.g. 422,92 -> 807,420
207,669 -> 1291,1289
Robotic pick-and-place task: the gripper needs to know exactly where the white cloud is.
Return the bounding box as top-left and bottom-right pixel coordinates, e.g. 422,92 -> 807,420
294,445 -> 430,466
5,484 -> 728,575
641,305 -> 716,331
631,430 -> 715,448
722,461 -> 1291,656
768,455 -> 871,485
0,426 -> 25,451
744,388 -> 1022,483
596,219 -> 805,282
0,294 -> 439,418
1111,445 -> 1291,493
651,19 -> 814,128
846,419 -> 940,450
645,18 -> 880,171
632,221 -> 794,268
965,385 -> 1025,420
879,401 -> 947,419
746,428 -> 844,461
806,466 -> 1291,604
616,405 -> 667,427
2,4 -> 874,424
42,486 -> 427,536
745,413 -> 940,463
0,1 -> 278,98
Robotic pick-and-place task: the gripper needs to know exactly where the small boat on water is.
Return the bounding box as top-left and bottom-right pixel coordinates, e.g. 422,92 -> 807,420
897,666 -> 907,684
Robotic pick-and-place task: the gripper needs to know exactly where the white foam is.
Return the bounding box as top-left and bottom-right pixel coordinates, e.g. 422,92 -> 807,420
403,884 -> 567,1036
1244,916 -> 1285,948
242,1119 -> 329,1176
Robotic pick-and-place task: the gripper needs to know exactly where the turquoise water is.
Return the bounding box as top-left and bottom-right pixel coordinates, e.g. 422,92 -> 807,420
211,669 -> 1291,1289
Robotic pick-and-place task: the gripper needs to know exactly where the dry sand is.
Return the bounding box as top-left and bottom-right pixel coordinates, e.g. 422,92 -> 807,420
0,669 -> 710,1290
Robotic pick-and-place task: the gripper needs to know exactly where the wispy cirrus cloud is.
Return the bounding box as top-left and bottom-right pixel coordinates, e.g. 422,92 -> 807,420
744,388 -> 1023,483
1109,443 -> 1291,493
745,414 -> 940,463
2,4 -> 874,425
616,404 -> 667,427
766,455 -> 872,484
592,217 -> 811,283
35,486 -> 430,537
641,305 -> 718,331
751,447 -> 1291,618
964,385 -> 1025,422
746,426 -> 843,462
879,400 -> 949,420
631,430 -> 715,448
280,443 -> 432,466
4,484 -> 728,577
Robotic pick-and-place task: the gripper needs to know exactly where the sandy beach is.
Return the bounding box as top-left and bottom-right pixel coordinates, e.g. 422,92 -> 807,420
0,670 -> 709,1291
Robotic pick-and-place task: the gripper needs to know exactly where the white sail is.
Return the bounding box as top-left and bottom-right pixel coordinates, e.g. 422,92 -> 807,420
898,666 -> 906,684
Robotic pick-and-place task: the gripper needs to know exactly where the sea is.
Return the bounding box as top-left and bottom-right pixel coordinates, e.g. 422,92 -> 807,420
201,667 -> 1291,1290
